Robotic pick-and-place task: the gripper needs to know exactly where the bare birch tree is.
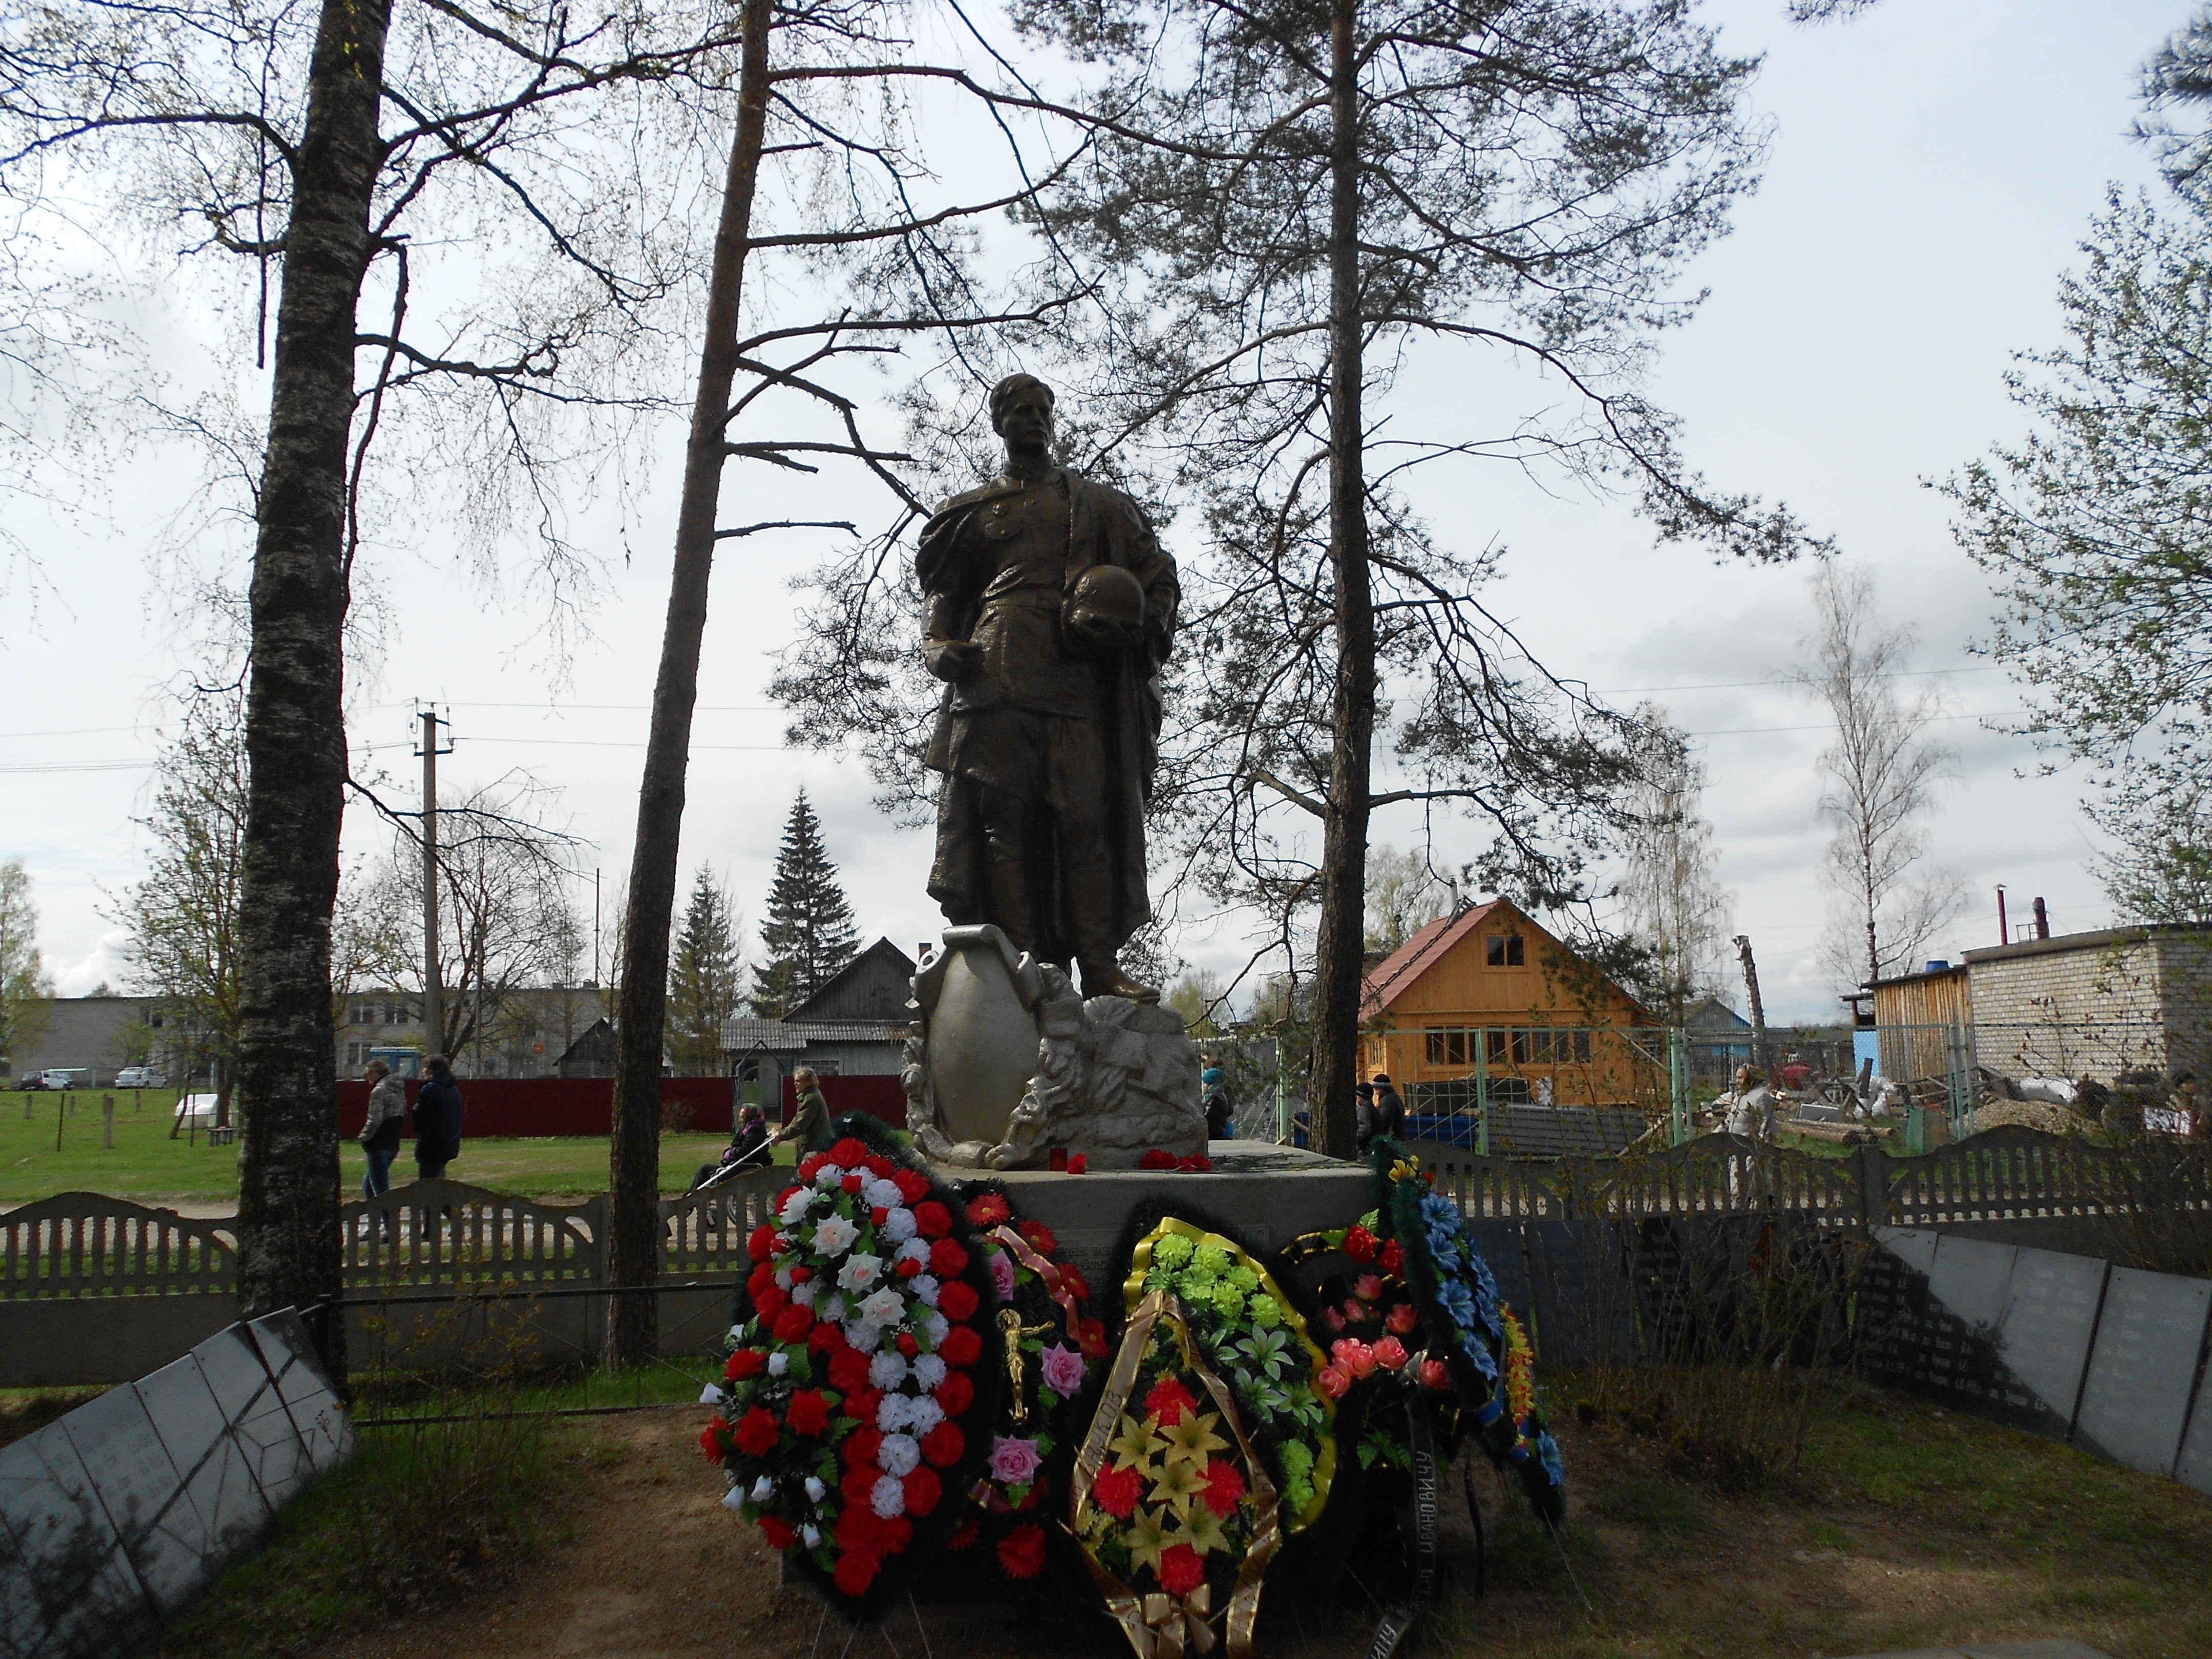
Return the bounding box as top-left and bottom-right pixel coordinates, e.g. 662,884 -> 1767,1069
1618,706 -> 1733,1025
1798,564 -> 1962,990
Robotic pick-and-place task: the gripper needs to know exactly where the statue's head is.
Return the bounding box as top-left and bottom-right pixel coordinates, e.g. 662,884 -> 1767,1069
989,373 -> 1055,457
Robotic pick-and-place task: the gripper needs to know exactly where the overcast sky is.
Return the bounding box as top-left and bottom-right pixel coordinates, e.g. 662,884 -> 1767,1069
0,0 -> 2192,1024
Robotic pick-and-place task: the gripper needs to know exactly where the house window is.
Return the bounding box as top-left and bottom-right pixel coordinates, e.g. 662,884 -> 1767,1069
345,1043 -> 362,1068
1424,1030 -> 1476,1066
1484,935 -> 1525,967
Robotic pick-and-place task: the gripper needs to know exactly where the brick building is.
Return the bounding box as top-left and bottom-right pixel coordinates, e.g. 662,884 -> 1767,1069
1961,926 -> 2212,1084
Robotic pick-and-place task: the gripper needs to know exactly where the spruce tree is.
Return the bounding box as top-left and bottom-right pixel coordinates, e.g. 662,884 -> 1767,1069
753,793 -> 860,1016
667,866 -> 744,1072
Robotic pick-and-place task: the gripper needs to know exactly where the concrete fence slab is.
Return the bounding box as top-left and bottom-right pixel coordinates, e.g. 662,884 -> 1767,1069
2072,1266 -> 2212,1478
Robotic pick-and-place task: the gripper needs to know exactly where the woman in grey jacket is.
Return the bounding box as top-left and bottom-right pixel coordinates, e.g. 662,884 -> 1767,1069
359,1059 -> 407,1198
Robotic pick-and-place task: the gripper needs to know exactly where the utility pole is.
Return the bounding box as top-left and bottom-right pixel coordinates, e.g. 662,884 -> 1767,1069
416,709 -> 453,1059
1734,933 -> 1771,1080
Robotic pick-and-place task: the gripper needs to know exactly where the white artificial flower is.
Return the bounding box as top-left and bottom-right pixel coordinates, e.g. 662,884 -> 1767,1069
699,1381 -> 723,1406
804,1476 -> 826,1502
768,1351 -> 789,1377
778,1190 -> 811,1227
811,1215 -> 860,1258
802,1525 -> 821,1548
858,1287 -> 905,1328
838,1253 -> 884,1294
752,1475 -> 774,1501
924,1311 -> 949,1346
883,1207 -> 918,1244
905,1395 -> 944,1436
878,1432 -> 921,1477
912,1275 -> 941,1309
863,1177 -> 903,1211
814,1161 -> 846,1190
871,1475 -> 906,1519
876,1393 -> 912,1432
869,1351 -> 910,1390
774,1267 -> 794,1291
790,1278 -> 819,1308
847,1319 -> 885,1354
815,1291 -> 848,1325
912,1353 -> 948,1391
894,1238 -> 932,1268
721,1486 -> 747,1513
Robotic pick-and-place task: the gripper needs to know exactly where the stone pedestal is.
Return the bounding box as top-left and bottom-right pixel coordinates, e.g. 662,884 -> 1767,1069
971,1141 -> 1372,1291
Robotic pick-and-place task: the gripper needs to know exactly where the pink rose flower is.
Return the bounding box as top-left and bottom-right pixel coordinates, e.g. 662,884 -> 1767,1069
1341,1298 -> 1370,1325
1372,1336 -> 1410,1372
1417,1357 -> 1450,1390
1320,1305 -> 1345,1334
988,1435 -> 1044,1486
1353,1273 -> 1386,1303
989,1247 -> 1018,1302
1331,1338 -> 1377,1379
1315,1363 -> 1351,1400
1386,1303 -> 1419,1336
1039,1342 -> 1087,1399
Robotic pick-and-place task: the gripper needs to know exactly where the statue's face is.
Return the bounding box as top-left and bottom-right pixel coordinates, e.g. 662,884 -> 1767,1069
996,387 -> 1055,458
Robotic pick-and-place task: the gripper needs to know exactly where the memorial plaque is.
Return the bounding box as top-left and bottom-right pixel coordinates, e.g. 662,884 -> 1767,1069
59,1376 -> 224,1613
1921,1235 -> 2019,1410
2175,1372 -> 2212,1496
247,1310 -> 355,1473
135,1352 -> 274,1589
1991,1246 -> 2105,1435
0,1420 -> 158,1653
2073,1266 -> 2212,1478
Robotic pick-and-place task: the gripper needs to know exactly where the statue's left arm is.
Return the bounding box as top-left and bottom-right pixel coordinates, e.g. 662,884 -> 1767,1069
1100,486 -> 1180,671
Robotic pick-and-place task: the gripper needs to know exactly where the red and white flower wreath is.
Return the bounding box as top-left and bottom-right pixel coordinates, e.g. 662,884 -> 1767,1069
702,1132 -> 997,1601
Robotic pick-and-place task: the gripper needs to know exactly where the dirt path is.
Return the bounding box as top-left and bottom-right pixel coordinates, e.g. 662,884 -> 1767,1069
307,1409 -> 2179,1659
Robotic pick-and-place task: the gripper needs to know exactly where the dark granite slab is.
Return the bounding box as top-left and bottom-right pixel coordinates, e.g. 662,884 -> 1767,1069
2073,1265 -> 2212,1478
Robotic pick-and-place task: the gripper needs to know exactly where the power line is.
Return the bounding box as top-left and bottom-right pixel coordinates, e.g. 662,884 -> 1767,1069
1596,665 -> 2006,696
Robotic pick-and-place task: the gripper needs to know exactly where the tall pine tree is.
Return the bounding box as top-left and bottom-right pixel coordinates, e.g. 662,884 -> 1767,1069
753,793 -> 859,1016
667,866 -> 744,1072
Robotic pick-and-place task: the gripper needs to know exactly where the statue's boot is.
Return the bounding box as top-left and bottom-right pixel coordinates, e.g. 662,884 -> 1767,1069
1080,958 -> 1160,1003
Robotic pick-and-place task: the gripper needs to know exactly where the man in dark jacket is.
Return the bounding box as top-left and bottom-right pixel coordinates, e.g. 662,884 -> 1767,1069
1362,1073 -> 1407,1150
412,1054 -> 464,1179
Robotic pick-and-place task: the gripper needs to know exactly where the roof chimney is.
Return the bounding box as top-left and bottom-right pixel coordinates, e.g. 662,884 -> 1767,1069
2032,897 -> 2049,941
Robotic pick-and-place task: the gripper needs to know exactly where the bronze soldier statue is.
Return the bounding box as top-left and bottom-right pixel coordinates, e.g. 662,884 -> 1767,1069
916,374 -> 1177,1002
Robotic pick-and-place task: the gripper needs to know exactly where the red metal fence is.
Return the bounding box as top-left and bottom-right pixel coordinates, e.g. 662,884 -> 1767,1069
335,1073 -> 908,1138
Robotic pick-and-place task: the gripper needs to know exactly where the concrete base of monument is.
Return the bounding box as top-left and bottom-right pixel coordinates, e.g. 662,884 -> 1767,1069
954,1140 -> 1372,1291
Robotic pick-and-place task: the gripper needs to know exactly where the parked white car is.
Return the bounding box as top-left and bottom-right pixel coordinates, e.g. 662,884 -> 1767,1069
36,1068 -> 87,1091
115,1066 -> 167,1089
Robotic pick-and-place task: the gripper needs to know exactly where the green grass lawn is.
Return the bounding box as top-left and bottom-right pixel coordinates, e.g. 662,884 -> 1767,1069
0,1089 -> 792,1208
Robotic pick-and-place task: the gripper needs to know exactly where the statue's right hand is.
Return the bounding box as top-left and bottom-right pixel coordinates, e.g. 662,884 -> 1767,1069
925,638 -> 983,684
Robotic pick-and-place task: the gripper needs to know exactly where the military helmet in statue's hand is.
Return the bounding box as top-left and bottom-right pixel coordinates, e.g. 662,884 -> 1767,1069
1062,563 -> 1146,658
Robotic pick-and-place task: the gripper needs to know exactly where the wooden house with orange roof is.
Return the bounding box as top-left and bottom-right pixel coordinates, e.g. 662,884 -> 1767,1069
1358,899 -> 1654,1113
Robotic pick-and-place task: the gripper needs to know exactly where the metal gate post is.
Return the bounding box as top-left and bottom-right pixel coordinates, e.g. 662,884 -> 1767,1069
1668,1026 -> 1688,1146
1476,1033 -> 1491,1158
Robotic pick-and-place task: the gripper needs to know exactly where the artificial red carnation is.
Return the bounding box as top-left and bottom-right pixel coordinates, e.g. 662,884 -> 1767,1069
833,1549 -> 881,1597
1139,1148 -> 1176,1170
1059,1262 -> 1091,1302
893,1168 -> 931,1204
1379,1239 -> 1405,1277
846,1389 -> 884,1430
842,1463 -> 881,1505
1145,1376 -> 1196,1427
831,1136 -> 872,1166
798,1154 -> 827,1183
921,1421 -> 965,1468
940,1324 -> 983,1367
844,1426 -> 884,1470
757,1514 -> 797,1551
1092,1464 -> 1142,1518
1343,1224 -> 1378,1264
880,1516 -> 913,1554
1157,1543 -> 1205,1597
897,1332 -> 919,1357
902,1466 -> 942,1516
786,1389 -> 832,1437
996,1523 -> 1047,1581
828,1347 -> 872,1392
938,1280 -> 980,1322
734,1408 -> 779,1456
748,1224 -> 780,1263
1177,1154 -> 1213,1173
836,1503 -> 884,1551
895,1257 -> 923,1279
966,1193 -> 1012,1227
773,1303 -> 814,1345
777,1183 -> 803,1210
1201,1458 -> 1246,1516
864,1155 -> 895,1179
751,1281 -> 788,1322
936,1371 -> 975,1417
947,1516 -> 981,1550
914,1200 -> 952,1238
725,1347 -> 766,1381
1077,1317 -> 1109,1359
871,1206 -> 891,1228
1018,1220 -> 1058,1256
748,1261 -> 777,1297
930,1237 -> 970,1278
842,1172 -> 866,1195
810,1320 -> 846,1355
1067,1154 -> 1089,1174
699,1418 -> 727,1462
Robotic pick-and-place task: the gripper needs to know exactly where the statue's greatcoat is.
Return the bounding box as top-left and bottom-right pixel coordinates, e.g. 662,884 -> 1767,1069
916,466 -> 1177,968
